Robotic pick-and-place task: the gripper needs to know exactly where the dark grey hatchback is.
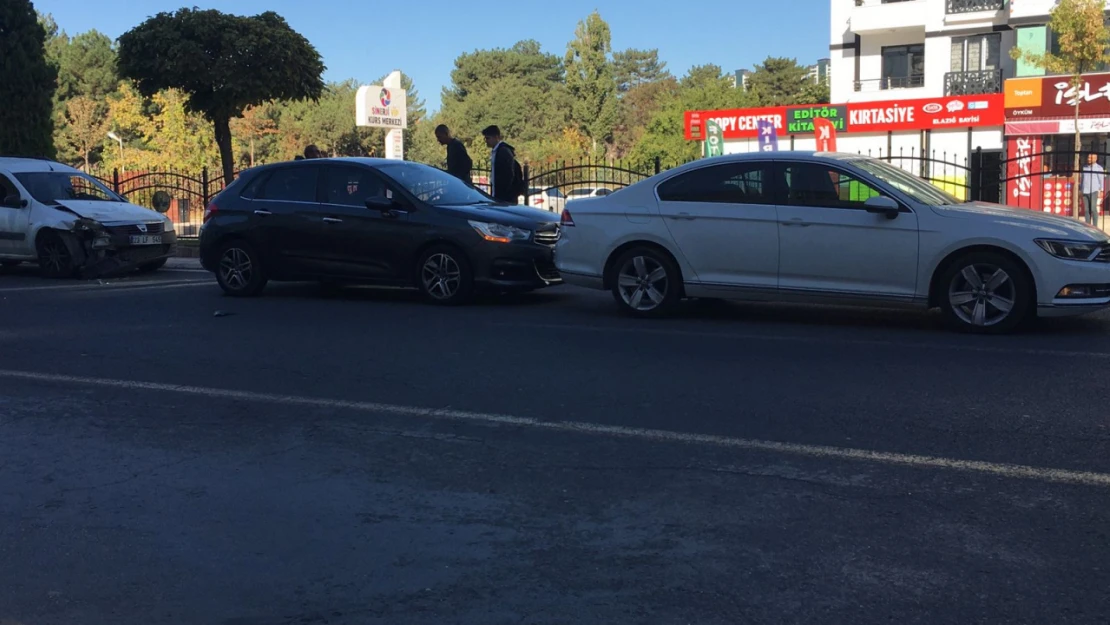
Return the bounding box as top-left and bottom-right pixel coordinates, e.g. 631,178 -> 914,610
198,158 -> 562,303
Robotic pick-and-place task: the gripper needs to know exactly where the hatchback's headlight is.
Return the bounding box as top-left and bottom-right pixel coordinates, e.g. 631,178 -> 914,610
468,220 -> 530,243
1034,239 -> 1101,260
163,218 -> 175,234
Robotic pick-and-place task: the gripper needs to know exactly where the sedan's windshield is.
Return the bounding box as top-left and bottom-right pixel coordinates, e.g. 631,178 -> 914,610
377,163 -> 492,206
847,158 -> 962,206
15,172 -> 121,205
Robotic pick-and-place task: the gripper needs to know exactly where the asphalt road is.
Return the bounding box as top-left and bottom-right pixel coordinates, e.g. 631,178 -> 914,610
1,261 -> 1109,625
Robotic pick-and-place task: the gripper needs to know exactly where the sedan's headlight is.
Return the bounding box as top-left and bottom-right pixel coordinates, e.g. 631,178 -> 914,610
1034,239 -> 1102,260
468,220 -> 530,243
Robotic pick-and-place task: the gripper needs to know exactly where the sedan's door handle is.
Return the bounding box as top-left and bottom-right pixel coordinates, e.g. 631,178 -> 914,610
322,217 -> 343,224
782,218 -> 811,227
668,212 -> 696,221
253,210 -> 272,216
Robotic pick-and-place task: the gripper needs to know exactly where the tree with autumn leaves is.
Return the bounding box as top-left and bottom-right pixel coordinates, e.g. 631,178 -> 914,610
1012,0 -> 1110,218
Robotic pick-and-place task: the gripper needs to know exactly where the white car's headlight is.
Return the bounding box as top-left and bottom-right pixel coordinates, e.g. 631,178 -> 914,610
468,220 -> 530,243
163,218 -> 175,234
1034,239 -> 1102,260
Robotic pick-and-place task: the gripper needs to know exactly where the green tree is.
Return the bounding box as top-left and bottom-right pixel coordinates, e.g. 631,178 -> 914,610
612,48 -> 671,92
117,8 -> 326,184
57,95 -> 110,170
0,0 -> 57,157
613,78 -> 679,158
1011,0 -> 1110,218
629,65 -> 753,170
45,29 -> 119,164
565,11 -> 619,155
440,42 -> 571,162
230,104 -> 278,168
746,57 -> 812,106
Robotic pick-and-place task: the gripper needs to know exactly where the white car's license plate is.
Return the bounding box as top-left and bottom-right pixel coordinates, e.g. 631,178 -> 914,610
129,235 -> 162,246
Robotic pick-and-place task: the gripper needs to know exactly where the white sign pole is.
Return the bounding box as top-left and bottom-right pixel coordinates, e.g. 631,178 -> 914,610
384,71 -> 403,160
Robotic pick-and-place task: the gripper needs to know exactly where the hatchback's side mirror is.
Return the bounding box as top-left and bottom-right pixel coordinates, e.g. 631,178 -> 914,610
864,195 -> 900,219
365,196 -> 393,211
1,194 -> 26,209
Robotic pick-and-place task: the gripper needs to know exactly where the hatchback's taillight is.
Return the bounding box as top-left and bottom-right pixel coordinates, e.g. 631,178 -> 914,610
203,201 -> 218,223
560,209 -> 575,227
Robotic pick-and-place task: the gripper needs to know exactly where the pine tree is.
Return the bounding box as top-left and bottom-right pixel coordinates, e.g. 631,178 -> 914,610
0,0 -> 58,156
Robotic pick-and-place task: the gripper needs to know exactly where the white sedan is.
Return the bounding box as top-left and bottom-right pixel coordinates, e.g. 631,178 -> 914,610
554,152 -> 1110,333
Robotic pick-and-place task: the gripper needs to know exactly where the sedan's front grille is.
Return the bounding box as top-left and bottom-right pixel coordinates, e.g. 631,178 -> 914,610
1096,246 -> 1110,263
534,259 -> 561,282
534,225 -> 560,246
107,222 -> 164,236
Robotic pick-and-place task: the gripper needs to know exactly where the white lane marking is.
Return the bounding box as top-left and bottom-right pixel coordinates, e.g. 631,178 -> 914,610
0,368 -> 1107,488
0,279 -> 210,294
495,321 -> 1110,360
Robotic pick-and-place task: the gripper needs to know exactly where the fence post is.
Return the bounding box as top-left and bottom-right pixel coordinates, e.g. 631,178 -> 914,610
201,167 -> 210,207
522,163 -> 530,205
112,168 -> 120,194
969,146 -> 983,202
654,156 -> 661,175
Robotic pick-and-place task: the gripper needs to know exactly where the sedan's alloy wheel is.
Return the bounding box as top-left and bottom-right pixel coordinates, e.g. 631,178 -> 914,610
947,263 -> 1016,328
617,255 -> 669,311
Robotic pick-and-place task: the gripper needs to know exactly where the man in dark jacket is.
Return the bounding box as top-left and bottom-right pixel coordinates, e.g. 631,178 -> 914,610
482,125 -> 520,203
435,125 -> 472,183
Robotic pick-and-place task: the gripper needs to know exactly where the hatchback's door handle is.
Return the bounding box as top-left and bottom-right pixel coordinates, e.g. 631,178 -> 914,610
253,210 -> 272,216
322,217 -> 343,224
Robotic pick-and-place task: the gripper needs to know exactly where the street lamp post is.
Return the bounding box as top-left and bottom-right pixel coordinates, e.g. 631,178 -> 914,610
107,131 -> 124,170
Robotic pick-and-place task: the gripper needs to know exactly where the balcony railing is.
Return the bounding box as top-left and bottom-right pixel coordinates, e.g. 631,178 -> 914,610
944,69 -> 1003,95
854,75 -> 925,92
946,0 -> 1004,13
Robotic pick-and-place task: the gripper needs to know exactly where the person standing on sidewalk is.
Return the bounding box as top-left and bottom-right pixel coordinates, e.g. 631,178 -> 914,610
1081,152 -> 1104,228
435,125 -> 472,183
482,125 -> 523,203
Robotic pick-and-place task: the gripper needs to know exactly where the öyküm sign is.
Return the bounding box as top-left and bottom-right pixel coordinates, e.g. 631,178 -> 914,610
356,85 -> 408,129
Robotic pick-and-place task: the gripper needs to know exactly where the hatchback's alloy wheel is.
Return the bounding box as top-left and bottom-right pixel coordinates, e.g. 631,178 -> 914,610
421,252 -> 461,300
215,241 -> 267,297
416,246 -> 473,305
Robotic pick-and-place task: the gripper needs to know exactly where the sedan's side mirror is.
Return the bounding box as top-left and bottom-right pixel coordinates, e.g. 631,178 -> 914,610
1,194 -> 26,209
864,196 -> 900,219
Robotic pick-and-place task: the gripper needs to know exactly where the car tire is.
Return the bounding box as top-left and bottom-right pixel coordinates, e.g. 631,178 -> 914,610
609,247 -> 682,318
416,245 -> 474,305
36,231 -> 76,279
938,251 -> 1032,334
215,239 -> 267,297
138,258 -> 167,273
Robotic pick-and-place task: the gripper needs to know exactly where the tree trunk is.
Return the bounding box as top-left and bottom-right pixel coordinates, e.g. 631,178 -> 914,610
213,115 -> 235,187
1074,96 -> 1082,220
250,136 -> 256,168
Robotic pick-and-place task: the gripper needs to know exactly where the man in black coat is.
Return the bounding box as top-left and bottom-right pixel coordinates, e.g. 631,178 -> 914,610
482,125 -> 519,203
435,125 -> 472,183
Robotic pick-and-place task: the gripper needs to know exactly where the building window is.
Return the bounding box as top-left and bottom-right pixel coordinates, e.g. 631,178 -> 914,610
881,44 -> 925,89
950,33 -> 1000,73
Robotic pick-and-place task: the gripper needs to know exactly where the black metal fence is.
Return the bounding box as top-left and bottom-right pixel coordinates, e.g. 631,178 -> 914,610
83,149 -> 1105,240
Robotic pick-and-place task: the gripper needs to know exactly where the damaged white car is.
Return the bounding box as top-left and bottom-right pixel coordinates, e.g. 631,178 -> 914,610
0,157 -> 176,278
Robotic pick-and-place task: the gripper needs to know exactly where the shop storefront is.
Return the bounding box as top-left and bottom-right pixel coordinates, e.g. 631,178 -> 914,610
684,94 -> 1005,199
1004,72 -> 1110,217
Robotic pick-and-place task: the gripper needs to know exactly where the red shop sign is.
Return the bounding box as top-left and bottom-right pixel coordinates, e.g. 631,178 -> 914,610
1004,72 -> 1110,118
845,94 -> 1004,132
685,94 -> 1003,140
